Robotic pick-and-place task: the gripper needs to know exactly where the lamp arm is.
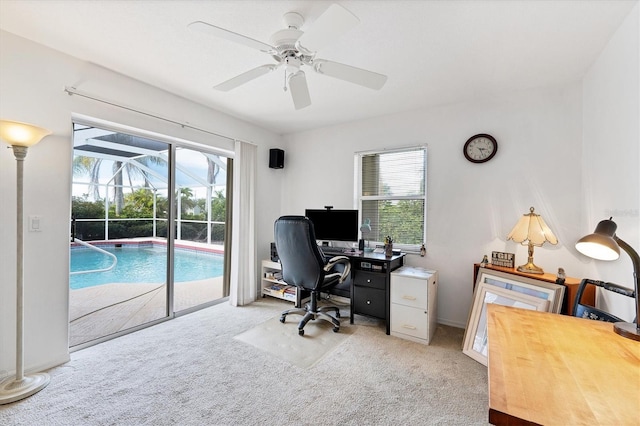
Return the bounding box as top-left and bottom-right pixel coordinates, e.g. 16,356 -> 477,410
614,236 -> 640,330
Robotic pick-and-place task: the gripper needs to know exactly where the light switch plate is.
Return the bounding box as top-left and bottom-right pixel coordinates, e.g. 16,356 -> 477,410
29,215 -> 42,232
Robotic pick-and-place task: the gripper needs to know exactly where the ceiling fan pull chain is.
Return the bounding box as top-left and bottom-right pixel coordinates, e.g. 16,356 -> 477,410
283,69 -> 288,92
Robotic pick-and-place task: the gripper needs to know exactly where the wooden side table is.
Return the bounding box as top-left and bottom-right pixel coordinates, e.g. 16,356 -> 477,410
473,263 -> 595,315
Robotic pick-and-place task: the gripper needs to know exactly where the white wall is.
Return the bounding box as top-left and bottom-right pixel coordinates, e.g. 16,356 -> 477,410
282,83 -> 586,327
581,3 -> 639,321
0,30 -> 284,375
280,3 -> 639,327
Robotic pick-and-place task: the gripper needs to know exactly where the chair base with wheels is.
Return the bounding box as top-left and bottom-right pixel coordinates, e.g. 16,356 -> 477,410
280,291 -> 341,336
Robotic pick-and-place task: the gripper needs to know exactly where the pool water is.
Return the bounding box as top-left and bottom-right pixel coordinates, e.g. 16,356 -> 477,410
70,245 -> 224,289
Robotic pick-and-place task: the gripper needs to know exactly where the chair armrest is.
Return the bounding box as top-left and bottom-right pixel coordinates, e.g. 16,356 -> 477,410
324,256 -> 351,283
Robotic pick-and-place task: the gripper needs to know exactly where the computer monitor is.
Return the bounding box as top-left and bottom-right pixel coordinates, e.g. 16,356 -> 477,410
304,209 -> 359,243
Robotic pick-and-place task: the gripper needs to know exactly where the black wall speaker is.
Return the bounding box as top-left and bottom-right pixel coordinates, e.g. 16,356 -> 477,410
270,242 -> 279,262
269,148 -> 285,169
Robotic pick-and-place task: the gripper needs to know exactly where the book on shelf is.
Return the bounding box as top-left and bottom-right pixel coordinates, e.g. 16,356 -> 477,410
263,283 -> 288,296
283,286 -> 297,301
264,284 -> 286,294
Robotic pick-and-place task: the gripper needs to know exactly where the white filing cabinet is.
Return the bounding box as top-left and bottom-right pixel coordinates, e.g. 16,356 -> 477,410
390,266 -> 438,345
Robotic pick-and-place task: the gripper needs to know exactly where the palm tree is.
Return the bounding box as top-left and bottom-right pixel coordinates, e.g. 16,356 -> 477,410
73,155 -> 166,215
73,156 -> 103,200
73,127 -> 169,215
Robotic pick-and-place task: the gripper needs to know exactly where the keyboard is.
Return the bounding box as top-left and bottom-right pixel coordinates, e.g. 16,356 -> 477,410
318,246 -> 348,255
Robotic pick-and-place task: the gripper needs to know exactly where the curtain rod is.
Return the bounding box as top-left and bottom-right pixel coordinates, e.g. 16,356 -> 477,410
64,86 -> 253,145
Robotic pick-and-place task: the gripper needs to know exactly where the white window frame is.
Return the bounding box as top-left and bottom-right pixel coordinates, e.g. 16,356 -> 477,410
354,145 -> 427,253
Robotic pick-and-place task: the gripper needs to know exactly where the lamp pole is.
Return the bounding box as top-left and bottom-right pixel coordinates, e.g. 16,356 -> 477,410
613,236 -> 640,340
14,145 -> 27,384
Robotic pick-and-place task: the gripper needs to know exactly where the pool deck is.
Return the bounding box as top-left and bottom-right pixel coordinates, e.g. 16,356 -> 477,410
69,277 -> 224,347
69,237 -> 226,347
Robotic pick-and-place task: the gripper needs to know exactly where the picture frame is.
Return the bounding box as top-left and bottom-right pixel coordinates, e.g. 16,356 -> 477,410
463,283 -> 550,366
475,268 -> 565,314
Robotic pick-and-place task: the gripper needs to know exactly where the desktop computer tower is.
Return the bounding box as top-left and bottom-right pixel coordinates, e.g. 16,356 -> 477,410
270,242 -> 279,262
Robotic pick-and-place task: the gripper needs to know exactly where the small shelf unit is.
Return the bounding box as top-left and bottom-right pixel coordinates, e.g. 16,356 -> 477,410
261,260 -> 299,304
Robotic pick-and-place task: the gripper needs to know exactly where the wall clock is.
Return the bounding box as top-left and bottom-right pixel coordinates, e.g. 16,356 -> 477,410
463,134 -> 498,163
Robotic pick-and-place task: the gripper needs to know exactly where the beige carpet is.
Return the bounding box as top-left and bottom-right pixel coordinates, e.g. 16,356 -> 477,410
235,313 -> 355,368
0,297 -> 488,425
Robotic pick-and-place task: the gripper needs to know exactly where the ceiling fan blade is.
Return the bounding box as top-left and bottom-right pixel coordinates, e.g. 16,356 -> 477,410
188,21 -> 275,54
214,64 -> 279,91
288,71 -> 311,110
312,59 -> 387,90
296,4 -> 359,54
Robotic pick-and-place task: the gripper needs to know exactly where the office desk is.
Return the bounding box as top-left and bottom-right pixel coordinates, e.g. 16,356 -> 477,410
487,304 -> 640,426
324,250 -> 404,334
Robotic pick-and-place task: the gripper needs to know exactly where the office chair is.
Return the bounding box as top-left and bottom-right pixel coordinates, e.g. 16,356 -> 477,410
274,216 -> 351,336
572,278 -> 636,322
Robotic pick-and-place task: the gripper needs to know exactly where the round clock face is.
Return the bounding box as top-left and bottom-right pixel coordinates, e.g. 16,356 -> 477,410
463,134 -> 498,163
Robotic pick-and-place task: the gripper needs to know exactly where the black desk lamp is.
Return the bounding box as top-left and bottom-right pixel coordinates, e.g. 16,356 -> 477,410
576,218 -> 640,341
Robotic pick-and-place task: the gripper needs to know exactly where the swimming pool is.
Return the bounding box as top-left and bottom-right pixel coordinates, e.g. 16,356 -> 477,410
70,245 -> 224,289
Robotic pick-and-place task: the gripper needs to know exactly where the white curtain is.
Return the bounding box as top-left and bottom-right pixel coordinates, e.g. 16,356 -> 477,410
229,140 -> 257,306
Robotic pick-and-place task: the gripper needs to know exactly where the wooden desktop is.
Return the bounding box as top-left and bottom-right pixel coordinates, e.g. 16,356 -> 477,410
487,304 -> 640,425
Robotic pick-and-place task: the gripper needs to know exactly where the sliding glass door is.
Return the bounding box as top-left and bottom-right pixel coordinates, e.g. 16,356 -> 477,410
69,122 -> 229,348
173,146 -> 228,313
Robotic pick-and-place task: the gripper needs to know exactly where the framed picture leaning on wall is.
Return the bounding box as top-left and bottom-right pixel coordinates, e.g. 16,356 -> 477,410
475,268 -> 565,313
463,283 -> 550,365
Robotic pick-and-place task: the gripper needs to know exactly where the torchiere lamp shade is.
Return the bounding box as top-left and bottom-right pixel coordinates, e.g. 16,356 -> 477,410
0,120 -> 51,147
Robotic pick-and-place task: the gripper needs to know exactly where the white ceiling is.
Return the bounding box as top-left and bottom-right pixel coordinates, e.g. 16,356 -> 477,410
0,0 -> 636,135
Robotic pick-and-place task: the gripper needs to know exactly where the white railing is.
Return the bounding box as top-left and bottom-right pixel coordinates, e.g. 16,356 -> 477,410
70,238 -> 118,275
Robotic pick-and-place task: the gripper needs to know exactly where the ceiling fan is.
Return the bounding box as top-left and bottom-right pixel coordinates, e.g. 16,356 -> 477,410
188,4 -> 387,110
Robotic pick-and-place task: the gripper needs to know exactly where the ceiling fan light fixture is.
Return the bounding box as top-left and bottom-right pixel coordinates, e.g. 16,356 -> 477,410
285,57 -> 302,73
288,70 -> 311,110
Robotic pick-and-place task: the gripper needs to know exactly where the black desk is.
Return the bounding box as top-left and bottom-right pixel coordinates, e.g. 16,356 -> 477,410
323,249 -> 405,334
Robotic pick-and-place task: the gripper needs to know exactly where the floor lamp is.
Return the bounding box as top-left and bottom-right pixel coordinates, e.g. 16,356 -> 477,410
0,120 -> 52,404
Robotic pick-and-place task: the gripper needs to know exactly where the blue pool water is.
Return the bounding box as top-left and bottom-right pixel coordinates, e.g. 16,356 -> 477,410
70,245 -> 224,289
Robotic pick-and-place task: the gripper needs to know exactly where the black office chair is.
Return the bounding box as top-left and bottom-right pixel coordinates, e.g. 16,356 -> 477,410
572,278 -> 636,322
274,216 -> 351,336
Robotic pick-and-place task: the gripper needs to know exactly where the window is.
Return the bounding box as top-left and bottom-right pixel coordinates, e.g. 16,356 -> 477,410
356,146 -> 427,251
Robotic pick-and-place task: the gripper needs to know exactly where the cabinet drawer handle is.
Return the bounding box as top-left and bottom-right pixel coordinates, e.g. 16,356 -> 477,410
402,295 -> 416,301
402,324 -> 417,330
367,279 -> 371,283
366,300 -> 371,305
